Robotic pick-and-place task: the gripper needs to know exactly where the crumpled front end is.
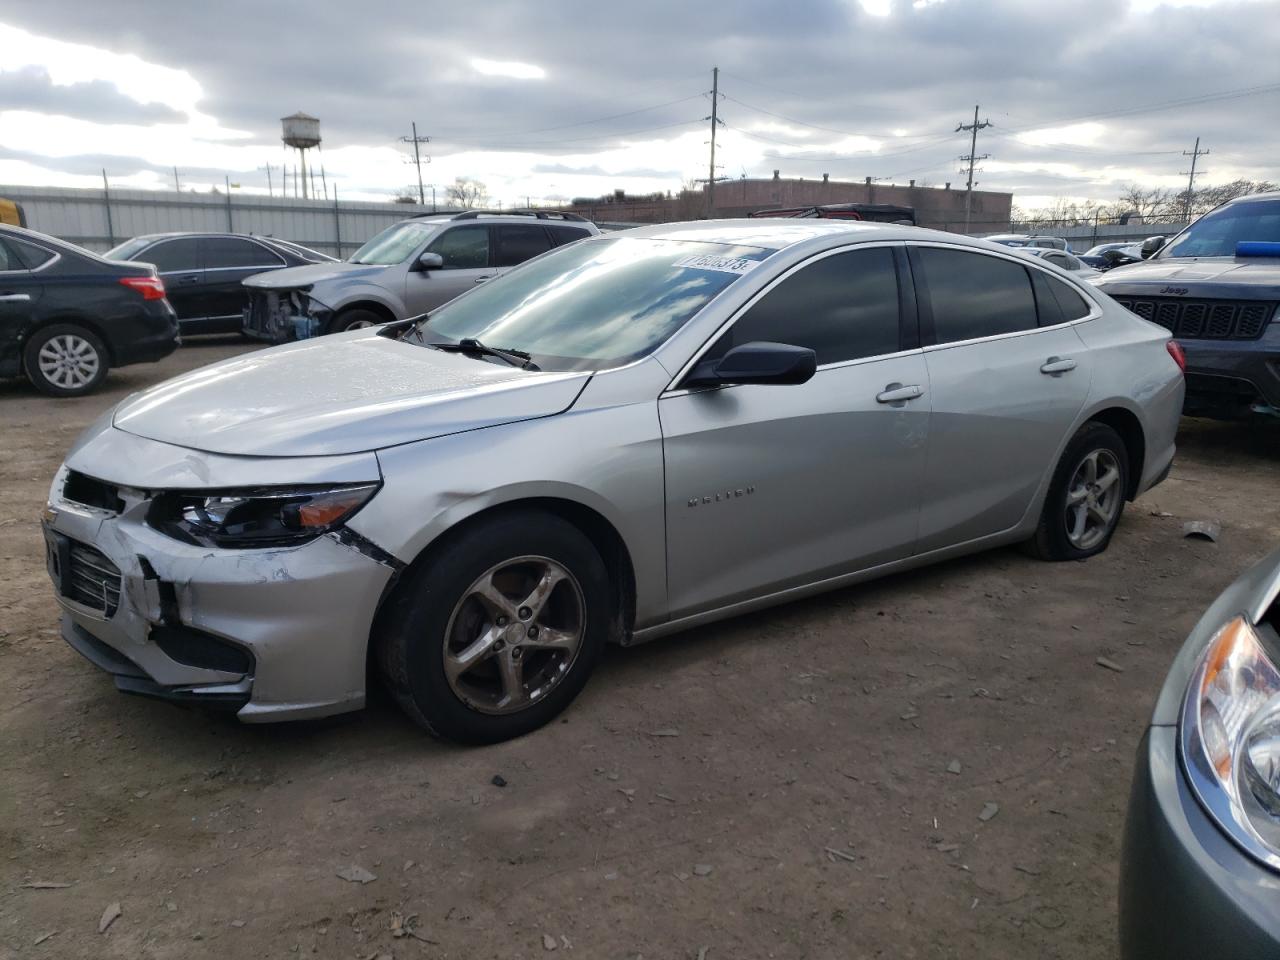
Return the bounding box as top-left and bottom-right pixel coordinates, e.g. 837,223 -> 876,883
242,287 -> 334,343
43,427 -> 397,722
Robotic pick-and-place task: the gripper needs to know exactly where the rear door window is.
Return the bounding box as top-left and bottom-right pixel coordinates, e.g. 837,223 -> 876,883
426,226 -> 491,269
912,247 -> 1037,344
547,225 -> 592,246
138,238 -> 202,273
0,239 -> 27,272
705,247 -> 903,366
203,237 -> 283,269
1031,269 -> 1091,326
496,224 -> 554,266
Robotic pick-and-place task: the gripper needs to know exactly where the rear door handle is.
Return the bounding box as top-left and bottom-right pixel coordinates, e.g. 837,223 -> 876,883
0,293 -> 31,302
176,274 -> 202,285
876,383 -> 924,404
1040,356 -> 1078,375
474,276 -> 492,284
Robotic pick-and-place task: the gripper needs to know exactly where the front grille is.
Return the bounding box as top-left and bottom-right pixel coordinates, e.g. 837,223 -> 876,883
1112,296 -> 1276,340
54,541 -> 123,616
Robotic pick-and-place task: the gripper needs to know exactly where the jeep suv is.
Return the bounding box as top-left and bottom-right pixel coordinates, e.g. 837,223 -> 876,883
242,211 -> 599,341
1092,192 -> 1280,420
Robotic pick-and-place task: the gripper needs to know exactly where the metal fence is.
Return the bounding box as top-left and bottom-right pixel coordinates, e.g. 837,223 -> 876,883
0,184 -> 454,256
1001,214 -> 1189,250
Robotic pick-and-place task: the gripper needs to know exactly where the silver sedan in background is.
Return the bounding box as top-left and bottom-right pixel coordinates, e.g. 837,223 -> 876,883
42,221 -> 1185,743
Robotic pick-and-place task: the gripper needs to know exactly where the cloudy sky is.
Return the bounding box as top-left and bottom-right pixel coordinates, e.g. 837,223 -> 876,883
0,0 -> 1277,211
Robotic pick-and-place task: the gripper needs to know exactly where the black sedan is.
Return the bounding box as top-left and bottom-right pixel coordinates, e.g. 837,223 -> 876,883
1122,546 -> 1280,958
105,232 -> 334,334
0,224 -> 178,397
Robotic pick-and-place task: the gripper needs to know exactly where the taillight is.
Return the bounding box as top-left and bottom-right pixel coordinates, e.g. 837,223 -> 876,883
119,276 -> 166,301
1166,339 -> 1187,373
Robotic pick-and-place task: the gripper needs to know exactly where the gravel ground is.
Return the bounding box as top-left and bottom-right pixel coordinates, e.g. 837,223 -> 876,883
2,338 -> 1279,959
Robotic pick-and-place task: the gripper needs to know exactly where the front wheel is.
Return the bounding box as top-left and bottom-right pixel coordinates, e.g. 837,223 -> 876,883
23,324 -> 109,397
376,510 -> 611,744
1026,421 -> 1129,561
326,308 -> 384,335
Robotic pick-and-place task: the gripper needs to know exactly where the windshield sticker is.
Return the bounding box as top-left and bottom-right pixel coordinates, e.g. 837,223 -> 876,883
673,254 -> 761,275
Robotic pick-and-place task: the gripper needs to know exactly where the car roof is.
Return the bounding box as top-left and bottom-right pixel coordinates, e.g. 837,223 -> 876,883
615,219 -> 979,252
1225,191 -> 1280,204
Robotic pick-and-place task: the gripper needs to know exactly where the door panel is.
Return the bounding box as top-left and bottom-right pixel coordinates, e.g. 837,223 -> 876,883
660,353 -> 931,620
138,238 -> 205,322
200,237 -> 284,322
916,325 -> 1091,551
406,225 -> 493,314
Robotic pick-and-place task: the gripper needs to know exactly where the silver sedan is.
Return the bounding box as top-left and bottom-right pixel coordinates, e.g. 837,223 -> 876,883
42,221 -> 1185,743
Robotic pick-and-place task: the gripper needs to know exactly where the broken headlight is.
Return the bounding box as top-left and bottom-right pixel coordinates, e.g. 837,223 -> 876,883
1181,615 -> 1280,870
148,484 -> 379,548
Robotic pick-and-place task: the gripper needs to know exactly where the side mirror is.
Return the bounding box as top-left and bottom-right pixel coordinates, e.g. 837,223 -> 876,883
415,252 -> 444,271
684,341 -> 817,389
1140,236 -> 1165,260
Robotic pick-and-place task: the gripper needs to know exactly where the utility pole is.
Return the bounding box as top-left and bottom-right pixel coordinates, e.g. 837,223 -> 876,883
265,163 -> 273,197
1181,137 -> 1210,221
173,166 -> 181,191
402,122 -> 431,206
706,66 -> 720,218
956,105 -> 991,233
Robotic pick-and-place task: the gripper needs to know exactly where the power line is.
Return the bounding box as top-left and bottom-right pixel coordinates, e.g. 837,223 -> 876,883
722,93 -> 939,141
957,105 -> 991,232
434,94 -> 705,141
437,118 -> 703,151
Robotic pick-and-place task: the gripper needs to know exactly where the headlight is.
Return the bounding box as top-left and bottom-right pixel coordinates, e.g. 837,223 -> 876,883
1181,616 -> 1280,868
148,484 -> 379,549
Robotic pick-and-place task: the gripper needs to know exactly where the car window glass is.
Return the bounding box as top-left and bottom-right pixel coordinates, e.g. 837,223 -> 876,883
496,225 -> 553,267
915,247 -> 1037,343
705,247 -> 901,366
0,240 -> 24,271
204,237 -> 282,269
548,225 -> 591,246
137,238 -> 202,273
6,237 -> 55,269
1044,272 -> 1090,322
426,226 -> 490,269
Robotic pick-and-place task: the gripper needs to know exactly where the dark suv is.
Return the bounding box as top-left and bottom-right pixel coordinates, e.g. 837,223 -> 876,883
1093,193 -> 1280,420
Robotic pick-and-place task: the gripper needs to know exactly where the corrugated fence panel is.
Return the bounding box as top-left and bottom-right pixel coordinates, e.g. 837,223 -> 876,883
1,185 -> 444,255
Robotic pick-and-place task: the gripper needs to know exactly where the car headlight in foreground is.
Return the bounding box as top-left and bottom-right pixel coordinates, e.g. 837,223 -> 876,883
1181,615 -> 1280,870
147,483 -> 380,548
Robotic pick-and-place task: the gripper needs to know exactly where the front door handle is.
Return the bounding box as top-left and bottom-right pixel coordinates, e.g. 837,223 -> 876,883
0,293 -> 31,302
1040,356 -> 1078,375
876,383 -> 924,405
176,274 -> 201,285
473,276 -> 492,284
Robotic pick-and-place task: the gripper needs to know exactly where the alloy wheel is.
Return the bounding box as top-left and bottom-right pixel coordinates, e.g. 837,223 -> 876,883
442,555 -> 586,715
37,334 -> 100,390
1065,448 -> 1122,550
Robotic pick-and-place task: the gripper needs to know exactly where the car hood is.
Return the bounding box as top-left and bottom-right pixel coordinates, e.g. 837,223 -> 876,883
111,331 -> 591,457
1095,257 -> 1280,295
243,261 -> 393,289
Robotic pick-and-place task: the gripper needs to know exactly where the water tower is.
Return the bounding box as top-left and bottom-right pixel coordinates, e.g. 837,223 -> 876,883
281,112 -> 321,199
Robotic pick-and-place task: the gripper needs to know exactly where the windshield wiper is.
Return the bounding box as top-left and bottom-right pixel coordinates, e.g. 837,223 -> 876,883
429,338 -> 539,370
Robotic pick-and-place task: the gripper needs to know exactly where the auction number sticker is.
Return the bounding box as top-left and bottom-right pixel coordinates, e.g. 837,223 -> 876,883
673,254 -> 760,275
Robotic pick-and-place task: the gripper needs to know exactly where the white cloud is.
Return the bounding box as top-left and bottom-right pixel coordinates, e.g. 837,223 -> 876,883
469,58 -> 546,80
1017,122 -> 1106,147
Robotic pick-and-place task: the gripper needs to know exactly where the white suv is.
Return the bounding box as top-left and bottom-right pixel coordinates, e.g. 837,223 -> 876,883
242,211 -> 600,341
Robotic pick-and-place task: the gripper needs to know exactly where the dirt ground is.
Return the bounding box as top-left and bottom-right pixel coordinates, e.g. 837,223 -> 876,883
2,338 -> 1279,960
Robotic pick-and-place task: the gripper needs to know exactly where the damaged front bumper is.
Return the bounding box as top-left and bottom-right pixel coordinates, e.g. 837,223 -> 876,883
43,432 -> 398,723
242,287 -> 334,343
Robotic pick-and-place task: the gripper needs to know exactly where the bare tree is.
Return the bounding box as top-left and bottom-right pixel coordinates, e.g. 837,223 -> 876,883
446,177 -> 490,209
1115,184 -> 1176,219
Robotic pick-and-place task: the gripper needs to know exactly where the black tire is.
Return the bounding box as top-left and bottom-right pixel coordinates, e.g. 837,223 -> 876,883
23,324 -> 110,397
326,308 -> 384,336
1026,421 -> 1129,561
375,510 -> 611,744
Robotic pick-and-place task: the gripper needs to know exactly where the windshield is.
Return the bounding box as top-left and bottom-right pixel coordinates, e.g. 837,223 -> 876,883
105,237 -> 156,261
410,237 -> 770,371
349,221 -> 438,265
1160,198 -> 1280,259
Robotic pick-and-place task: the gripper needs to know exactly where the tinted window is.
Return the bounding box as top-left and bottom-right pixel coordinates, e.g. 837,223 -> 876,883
427,226 -> 490,269
0,240 -> 25,272
1031,269 -> 1090,326
204,237 -> 282,269
914,248 -> 1036,344
138,238 -> 202,273
5,237 -> 54,269
706,247 -> 901,366
496,225 -> 553,266
548,225 -> 591,246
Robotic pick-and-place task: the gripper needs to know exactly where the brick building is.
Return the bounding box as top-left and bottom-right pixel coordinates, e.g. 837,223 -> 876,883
562,172 -> 1013,233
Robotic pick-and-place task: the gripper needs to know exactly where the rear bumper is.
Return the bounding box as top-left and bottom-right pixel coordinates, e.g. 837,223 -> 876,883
113,301 -> 180,366
1120,727 -> 1280,958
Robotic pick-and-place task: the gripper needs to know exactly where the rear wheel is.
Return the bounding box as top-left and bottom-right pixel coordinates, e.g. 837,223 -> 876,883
1026,421 -> 1128,561
376,510 -> 611,744
326,308 -> 384,335
23,324 -> 109,397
